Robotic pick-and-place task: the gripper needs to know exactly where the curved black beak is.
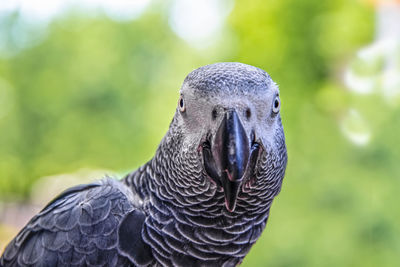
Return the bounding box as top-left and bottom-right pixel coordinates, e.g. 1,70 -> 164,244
203,110 -> 250,212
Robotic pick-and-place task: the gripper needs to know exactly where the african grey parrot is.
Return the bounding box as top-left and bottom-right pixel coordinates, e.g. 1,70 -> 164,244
1,62 -> 287,266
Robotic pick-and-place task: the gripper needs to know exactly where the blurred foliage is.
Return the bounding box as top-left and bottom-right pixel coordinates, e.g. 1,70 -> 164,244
0,0 -> 399,266
0,10 -> 218,197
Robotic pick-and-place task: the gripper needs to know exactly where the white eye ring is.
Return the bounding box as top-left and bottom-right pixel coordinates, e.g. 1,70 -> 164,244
178,96 -> 185,112
272,96 -> 280,113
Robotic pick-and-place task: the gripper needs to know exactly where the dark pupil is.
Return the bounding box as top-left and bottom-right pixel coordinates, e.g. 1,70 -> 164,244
180,98 -> 184,108
274,99 -> 279,109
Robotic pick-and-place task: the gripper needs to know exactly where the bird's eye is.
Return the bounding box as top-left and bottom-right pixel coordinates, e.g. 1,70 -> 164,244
272,96 -> 280,113
178,96 -> 185,112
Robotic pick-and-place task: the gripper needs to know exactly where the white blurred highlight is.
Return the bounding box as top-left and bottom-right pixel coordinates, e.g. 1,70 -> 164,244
342,2 -> 400,146
344,4 -> 400,103
0,0 -> 152,57
0,0 -> 152,22
340,109 -> 371,146
169,0 -> 234,48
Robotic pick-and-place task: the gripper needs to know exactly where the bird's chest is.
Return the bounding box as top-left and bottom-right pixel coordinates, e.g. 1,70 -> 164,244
143,196 -> 269,266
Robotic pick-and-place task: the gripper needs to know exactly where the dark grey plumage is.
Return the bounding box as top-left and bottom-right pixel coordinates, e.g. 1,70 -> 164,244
1,62 -> 287,267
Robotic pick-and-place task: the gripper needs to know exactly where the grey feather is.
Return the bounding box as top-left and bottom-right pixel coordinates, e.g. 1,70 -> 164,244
1,62 -> 287,267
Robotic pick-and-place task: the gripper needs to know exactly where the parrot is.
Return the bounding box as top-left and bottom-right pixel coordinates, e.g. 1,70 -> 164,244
1,62 -> 287,266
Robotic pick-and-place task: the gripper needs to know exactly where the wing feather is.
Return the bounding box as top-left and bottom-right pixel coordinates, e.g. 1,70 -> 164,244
1,178 -> 154,267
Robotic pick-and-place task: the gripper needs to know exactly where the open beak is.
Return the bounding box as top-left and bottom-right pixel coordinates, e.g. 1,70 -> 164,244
202,109 -> 258,212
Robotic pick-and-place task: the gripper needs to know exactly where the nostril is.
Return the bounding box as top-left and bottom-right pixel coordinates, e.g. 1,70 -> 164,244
245,108 -> 251,120
212,108 -> 218,120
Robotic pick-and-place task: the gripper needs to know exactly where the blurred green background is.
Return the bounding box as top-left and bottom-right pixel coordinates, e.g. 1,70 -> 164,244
1,0 -> 400,266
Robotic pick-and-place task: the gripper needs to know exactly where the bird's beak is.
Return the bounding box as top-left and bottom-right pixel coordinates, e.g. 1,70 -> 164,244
203,110 -> 250,212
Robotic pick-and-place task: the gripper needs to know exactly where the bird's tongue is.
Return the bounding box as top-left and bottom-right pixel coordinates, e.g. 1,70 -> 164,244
221,172 -> 241,212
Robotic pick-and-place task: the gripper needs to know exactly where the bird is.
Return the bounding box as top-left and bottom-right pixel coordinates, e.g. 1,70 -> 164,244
0,62 -> 287,267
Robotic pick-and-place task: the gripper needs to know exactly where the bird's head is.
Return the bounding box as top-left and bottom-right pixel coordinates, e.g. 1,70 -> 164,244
168,62 -> 287,212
